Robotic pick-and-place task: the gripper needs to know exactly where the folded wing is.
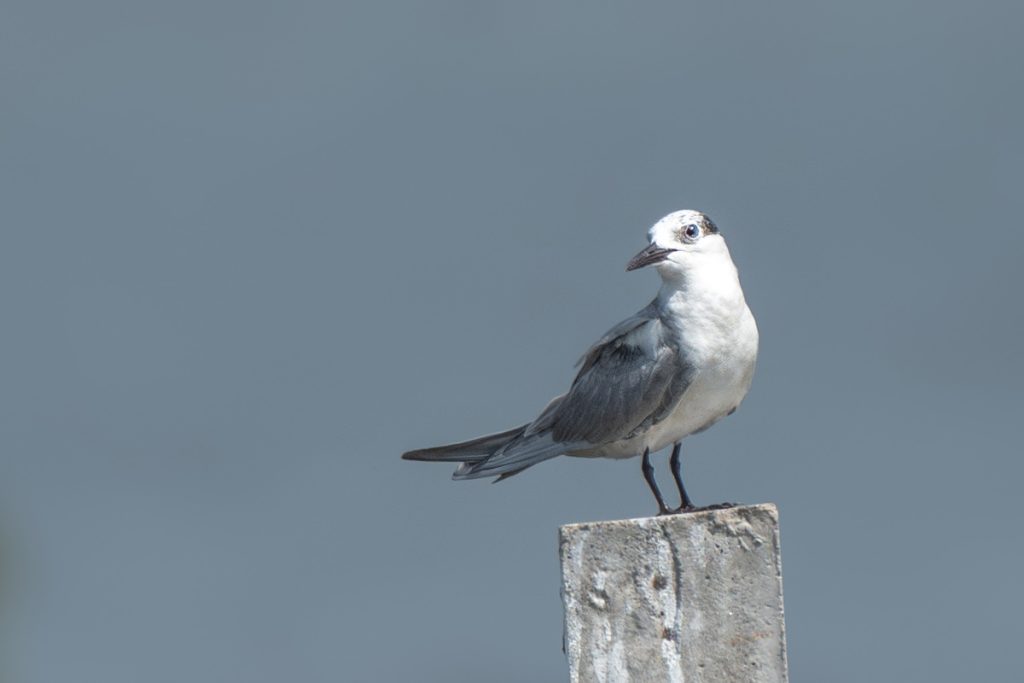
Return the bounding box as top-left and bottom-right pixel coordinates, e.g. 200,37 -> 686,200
533,306 -> 693,444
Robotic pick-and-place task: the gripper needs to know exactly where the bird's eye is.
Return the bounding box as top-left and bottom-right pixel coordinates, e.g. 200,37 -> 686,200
683,224 -> 701,241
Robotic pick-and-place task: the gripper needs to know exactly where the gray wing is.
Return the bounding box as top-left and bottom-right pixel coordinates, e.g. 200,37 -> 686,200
527,304 -> 694,445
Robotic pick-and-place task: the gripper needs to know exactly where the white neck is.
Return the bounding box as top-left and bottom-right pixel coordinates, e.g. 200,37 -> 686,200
656,257 -> 744,308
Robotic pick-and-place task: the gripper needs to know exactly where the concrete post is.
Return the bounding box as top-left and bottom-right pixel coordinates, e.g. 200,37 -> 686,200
559,503 -> 788,683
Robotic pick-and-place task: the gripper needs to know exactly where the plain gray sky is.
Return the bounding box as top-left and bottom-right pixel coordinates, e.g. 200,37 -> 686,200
2,1 -> 1022,681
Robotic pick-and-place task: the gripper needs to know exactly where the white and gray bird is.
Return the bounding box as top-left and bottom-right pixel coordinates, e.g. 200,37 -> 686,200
402,210 -> 759,514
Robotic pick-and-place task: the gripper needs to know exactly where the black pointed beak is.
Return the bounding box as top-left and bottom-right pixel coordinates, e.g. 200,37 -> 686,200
626,244 -> 676,271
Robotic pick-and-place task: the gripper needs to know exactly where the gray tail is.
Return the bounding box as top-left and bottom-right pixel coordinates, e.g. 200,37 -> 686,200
402,427 -> 564,482
402,426 -> 527,463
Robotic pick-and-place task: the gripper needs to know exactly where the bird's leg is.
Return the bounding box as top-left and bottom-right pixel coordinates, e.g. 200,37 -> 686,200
641,447 -> 672,516
669,442 -> 696,512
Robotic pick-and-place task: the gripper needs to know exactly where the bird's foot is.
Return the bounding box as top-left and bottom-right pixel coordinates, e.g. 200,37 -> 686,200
669,502 -> 737,514
701,502 -> 737,511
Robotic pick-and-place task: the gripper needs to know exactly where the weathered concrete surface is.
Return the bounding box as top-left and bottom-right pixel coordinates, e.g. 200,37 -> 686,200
559,504 -> 787,683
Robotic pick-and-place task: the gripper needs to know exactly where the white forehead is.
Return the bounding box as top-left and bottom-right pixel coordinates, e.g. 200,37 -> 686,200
647,210 -> 705,242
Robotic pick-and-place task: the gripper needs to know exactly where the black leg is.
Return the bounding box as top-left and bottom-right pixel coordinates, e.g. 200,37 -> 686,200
669,442 -> 695,512
641,447 -> 672,516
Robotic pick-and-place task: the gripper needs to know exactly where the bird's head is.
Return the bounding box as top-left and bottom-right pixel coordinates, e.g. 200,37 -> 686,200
626,210 -> 732,279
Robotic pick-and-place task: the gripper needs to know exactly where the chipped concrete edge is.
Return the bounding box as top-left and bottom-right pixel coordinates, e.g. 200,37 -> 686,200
559,502 -> 779,536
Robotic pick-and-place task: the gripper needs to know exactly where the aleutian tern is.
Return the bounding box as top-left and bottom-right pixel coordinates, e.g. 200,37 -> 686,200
402,210 -> 759,514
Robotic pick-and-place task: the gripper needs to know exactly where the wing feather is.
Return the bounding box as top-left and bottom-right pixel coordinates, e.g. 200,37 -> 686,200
530,305 -> 694,445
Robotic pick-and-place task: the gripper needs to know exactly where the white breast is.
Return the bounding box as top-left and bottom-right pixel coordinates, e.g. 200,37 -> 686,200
643,303 -> 758,452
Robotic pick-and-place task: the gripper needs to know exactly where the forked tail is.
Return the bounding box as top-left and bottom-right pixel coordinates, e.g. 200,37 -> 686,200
402,426 -> 564,481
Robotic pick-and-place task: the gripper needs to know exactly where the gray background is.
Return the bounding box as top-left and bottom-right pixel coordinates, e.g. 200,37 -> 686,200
2,1 -> 1022,681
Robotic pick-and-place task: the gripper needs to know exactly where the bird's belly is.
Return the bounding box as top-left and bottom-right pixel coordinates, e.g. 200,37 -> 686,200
645,368 -> 750,450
